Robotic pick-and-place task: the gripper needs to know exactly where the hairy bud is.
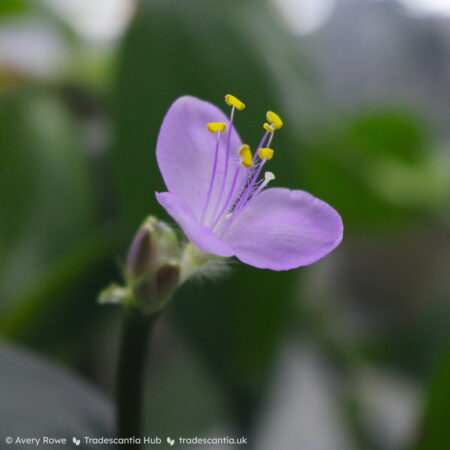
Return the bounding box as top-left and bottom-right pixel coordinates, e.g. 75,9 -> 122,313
99,216 -> 181,314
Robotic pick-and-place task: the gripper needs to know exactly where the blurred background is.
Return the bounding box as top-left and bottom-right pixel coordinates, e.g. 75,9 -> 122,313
0,0 -> 449,448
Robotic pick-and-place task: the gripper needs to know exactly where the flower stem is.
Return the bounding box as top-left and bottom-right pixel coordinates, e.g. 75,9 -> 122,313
116,309 -> 159,448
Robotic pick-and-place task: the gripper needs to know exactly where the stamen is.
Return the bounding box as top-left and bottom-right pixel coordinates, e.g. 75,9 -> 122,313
212,144 -> 253,228
207,122 -> 227,133
266,111 -> 283,129
200,130 -> 222,223
263,122 -> 275,133
228,158 -> 267,224
252,128 -> 274,165
258,147 -> 274,160
225,94 -> 245,110
210,95 -> 246,224
208,98 -> 284,236
258,131 -> 269,148
252,120 -> 276,165
267,130 -> 275,147
227,146 -> 275,225
239,144 -> 253,168
209,106 -> 235,224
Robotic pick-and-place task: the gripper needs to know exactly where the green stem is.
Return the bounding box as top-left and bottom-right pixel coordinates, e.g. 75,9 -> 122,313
116,309 -> 159,448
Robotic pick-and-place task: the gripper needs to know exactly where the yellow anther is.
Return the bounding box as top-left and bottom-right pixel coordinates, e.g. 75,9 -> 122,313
266,111 -> 283,129
263,122 -> 275,133
238,144 -> 253,168
207,122 -> 227,133
258,147 -> 274,160
225,94 -> 245,111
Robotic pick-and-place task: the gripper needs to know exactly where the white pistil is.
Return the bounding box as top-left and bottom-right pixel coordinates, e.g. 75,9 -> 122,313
264,171 -> 275,184
245,171 -> 276,208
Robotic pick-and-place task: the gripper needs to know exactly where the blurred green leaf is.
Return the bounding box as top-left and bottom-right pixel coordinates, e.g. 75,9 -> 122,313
0,0 -> 29,17
0,343 -> 114,444
112,0 -> 303,429
0,87 -> 95,308
347,112 -> 425,163
304,110 -> 445,231
0,229 -> 117,345
414,343 -> 450,450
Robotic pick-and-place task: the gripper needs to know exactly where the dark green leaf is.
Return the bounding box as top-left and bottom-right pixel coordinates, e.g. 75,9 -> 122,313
0,87 -> 95,309
414,343 -> 450,450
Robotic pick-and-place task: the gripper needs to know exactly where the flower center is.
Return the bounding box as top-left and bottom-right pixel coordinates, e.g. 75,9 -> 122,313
201,94 -> 282,233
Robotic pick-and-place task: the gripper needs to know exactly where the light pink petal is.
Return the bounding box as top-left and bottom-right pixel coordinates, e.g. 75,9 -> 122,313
155,192 -> 234,257
156,96 -> 244,222
222,188 -> 343,270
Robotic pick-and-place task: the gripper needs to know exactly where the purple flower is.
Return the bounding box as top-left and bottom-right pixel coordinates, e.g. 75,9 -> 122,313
155,95 -> 343,271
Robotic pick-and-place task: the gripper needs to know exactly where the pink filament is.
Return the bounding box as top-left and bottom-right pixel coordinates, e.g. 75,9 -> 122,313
226,129 -> 273,222
200,131 -> 222,223
206,121 -> 275,233
253,130 -> 268,163
210,107 -> 235,222
211,166 -> 241,230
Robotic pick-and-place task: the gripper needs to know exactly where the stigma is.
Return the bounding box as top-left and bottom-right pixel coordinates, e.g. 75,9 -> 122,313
264,171 -> 275,183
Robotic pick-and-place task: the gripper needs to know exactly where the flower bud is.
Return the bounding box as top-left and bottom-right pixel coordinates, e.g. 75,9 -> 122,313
127,217 -> 157,279
119,216 -> 181,314
152,220 -> 179,264
155,262 -> 180,303
126,216 -> 179,281
133,261 -> 180,314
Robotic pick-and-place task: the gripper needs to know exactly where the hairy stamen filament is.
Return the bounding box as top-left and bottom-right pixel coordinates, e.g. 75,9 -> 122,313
212,144 -> 252,231
227,159 -> 267,228
202,99 -> 282,235
246,171 -> 275,206
230,159 -> 262,213
211,166 -> 241,231
226,145 -> 274,228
